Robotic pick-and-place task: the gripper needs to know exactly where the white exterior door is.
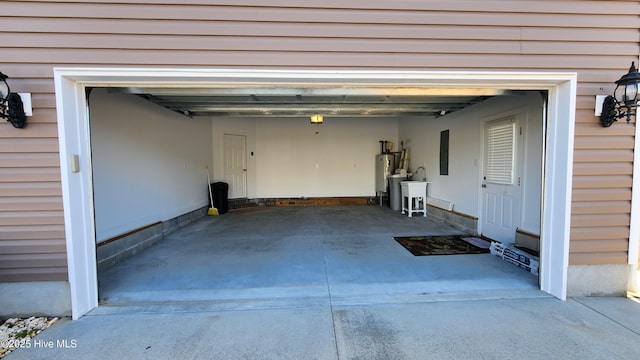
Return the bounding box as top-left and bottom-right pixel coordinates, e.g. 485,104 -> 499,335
223,134 -> 247,199
482,117 -> 521,242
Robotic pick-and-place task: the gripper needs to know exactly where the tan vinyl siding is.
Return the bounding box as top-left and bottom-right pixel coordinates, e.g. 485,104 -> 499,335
0,0 -> 638,281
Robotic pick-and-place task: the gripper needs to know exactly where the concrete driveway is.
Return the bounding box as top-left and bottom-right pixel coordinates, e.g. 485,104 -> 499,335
5,296 -> 640,359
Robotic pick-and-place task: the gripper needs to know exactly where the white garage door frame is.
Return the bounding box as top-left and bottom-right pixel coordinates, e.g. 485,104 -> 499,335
53,68 -> 577,319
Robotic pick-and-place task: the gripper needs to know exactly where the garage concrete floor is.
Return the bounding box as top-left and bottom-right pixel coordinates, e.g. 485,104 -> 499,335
98,205 -> 541,309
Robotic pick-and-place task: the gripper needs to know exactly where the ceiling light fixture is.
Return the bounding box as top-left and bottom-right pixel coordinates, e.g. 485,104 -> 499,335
599,62 -> 640,127
0,71 -> 26,128
310,114 -> 324,124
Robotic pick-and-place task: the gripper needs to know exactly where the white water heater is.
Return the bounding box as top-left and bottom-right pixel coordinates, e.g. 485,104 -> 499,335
375,154 -> 396,193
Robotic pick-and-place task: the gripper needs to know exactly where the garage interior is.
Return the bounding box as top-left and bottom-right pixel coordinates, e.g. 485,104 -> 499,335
88,85 -> 544,307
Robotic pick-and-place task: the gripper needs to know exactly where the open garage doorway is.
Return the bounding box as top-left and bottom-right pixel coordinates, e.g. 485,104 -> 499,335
88,90 -> 545,307
54,68 -> 576,319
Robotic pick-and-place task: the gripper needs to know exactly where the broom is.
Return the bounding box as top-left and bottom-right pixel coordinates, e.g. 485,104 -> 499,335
205,165 -> 219,216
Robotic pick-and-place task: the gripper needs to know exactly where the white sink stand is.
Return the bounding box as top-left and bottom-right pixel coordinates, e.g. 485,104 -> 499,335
400,181 -> 431,217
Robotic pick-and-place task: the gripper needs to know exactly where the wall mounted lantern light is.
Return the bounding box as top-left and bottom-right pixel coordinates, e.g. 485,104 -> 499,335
0,71 -> 26,128
599,62 -> 640,127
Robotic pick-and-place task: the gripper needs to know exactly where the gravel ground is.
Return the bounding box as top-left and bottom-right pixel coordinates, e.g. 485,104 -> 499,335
0,317 -> 58,358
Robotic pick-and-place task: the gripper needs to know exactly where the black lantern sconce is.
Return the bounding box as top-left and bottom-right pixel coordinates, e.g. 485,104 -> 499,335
0,71 -> 26,128
600,62 -> 640,127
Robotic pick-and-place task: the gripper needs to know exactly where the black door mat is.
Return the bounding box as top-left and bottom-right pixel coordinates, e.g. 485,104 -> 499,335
394,235 -> 491,256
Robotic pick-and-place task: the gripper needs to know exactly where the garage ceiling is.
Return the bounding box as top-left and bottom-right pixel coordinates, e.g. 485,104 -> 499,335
111,87 -> 505,118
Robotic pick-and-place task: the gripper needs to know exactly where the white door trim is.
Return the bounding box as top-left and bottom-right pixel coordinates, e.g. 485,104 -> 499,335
540,81 -> 576,299
54,75 -> 98,320
54,68 -> 577,318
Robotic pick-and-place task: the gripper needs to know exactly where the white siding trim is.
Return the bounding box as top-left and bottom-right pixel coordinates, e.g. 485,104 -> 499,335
629,113 -> 640,267
540,79 -> 577,300
54,72 -> 98,319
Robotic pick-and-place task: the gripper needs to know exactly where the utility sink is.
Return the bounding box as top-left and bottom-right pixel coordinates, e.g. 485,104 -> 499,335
400,181 -> 430,217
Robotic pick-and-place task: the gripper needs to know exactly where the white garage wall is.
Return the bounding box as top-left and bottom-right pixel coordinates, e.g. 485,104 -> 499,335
212,116 -> 398,198
399,112 -> 481,216
257,117 -> 398,197
90,89 -> 213,242
399,93 -> 543,234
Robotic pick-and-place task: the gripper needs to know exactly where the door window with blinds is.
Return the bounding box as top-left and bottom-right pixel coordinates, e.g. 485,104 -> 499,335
484,117 -> 516,185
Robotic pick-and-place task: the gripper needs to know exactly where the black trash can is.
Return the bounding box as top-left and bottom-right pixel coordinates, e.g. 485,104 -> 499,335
211,182 -> 229,214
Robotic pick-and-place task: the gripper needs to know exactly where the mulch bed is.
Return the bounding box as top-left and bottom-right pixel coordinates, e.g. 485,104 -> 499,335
0,317 -> 58,358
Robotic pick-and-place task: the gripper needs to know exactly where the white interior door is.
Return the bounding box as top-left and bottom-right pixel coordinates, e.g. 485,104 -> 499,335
223,134 -> 247,199
482,117 -> 521,242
